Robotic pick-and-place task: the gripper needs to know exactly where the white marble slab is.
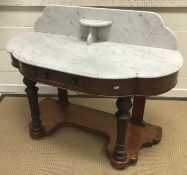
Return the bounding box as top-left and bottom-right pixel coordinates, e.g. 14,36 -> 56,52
35,5 -> 177,49
6,32 -> 183,79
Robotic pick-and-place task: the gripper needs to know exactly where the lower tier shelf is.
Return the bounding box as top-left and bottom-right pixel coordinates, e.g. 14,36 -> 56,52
29,98 -> 162,169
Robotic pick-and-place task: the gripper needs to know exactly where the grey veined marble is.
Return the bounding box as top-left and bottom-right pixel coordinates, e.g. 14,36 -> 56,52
6,5 -> 183,79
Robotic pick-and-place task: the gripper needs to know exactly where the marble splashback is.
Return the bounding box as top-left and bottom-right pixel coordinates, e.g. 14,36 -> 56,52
35,5 -> 177,49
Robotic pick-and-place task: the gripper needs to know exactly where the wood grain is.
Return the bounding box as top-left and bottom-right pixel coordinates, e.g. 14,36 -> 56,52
30,98 -> 162,169
11,55 -> 171,169
11,56 -> 179,97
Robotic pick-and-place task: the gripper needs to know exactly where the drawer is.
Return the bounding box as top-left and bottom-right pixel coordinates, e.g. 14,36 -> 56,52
34,67 -> 90,91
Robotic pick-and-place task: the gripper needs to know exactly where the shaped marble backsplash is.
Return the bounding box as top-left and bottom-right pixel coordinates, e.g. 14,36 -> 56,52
35,5 -> 177,49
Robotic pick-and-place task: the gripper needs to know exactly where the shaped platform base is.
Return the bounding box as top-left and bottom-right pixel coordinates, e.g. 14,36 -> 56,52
29,98 -> 162,169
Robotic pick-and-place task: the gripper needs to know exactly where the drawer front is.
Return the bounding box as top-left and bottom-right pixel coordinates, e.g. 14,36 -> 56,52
35,67 -> 90,91
15,57 -> 179,96
19,62 -> 134,96
34,67 -> 134,96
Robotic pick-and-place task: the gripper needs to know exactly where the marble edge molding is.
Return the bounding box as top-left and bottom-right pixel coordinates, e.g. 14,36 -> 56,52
9,50 -> 182,81
34,5 -> 177,50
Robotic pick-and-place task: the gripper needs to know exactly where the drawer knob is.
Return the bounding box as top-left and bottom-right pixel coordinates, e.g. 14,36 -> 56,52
42,71 -> 50,78
71,78 -> 79,85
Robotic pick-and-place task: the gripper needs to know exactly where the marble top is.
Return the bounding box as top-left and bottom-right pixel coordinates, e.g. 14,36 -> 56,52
6,6 -> 183,79
6,32 -> 183,79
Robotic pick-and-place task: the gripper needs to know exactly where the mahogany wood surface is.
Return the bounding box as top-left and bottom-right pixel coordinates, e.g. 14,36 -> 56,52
112,97 -> 132,163
57,88 -> 69,105
11,55 -> 174,169
11,55 -> 178,97
130,96 -> 146,126
30,98 -> 162,169
23,77 -> 44,136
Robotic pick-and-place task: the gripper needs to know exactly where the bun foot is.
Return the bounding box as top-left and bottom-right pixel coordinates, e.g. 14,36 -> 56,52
29,124 -> 44,139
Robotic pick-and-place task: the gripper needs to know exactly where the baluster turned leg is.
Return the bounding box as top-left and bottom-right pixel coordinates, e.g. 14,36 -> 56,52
112,97 -> 132,165
57,88 -> 69,105
130,96 -> 146,126
23,77 -> 43,138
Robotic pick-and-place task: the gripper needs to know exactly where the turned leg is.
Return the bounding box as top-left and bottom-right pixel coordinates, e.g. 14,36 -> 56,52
23,77 -> 43,137
57,88 -> 69,105
130,96 -> 146,126
112,97 -> 132,163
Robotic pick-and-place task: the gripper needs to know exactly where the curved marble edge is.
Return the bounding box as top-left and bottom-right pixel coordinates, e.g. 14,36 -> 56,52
8,49 -> 183,80
34,5 -> 177,50
6,32 -> 183,80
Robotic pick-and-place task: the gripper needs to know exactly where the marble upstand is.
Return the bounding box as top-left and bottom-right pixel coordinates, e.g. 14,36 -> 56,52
7,5 -> 183,169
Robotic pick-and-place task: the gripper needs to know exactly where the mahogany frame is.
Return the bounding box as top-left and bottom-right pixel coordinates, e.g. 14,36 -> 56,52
11,55 -> 178,169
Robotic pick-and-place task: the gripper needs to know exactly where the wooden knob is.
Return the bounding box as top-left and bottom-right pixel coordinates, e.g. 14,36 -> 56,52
71,78 -> 79,85
42,71 -> 50,78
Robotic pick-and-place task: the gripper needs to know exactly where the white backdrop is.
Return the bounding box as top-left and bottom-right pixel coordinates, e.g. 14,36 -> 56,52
0,0 -> 187,7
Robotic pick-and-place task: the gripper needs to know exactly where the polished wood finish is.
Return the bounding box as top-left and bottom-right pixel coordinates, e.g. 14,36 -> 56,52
31,98 -> 162,169
57,88 -> 69,105
11,55 -> 179,97
112,97 -> 132,164
11,55 -> 175,169
23,77 -> 44,137
131,96 -> 146,126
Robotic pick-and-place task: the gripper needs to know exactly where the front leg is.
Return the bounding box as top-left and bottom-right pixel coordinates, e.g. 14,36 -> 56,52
23,77 -> 44,139
111,97 -> 132,168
